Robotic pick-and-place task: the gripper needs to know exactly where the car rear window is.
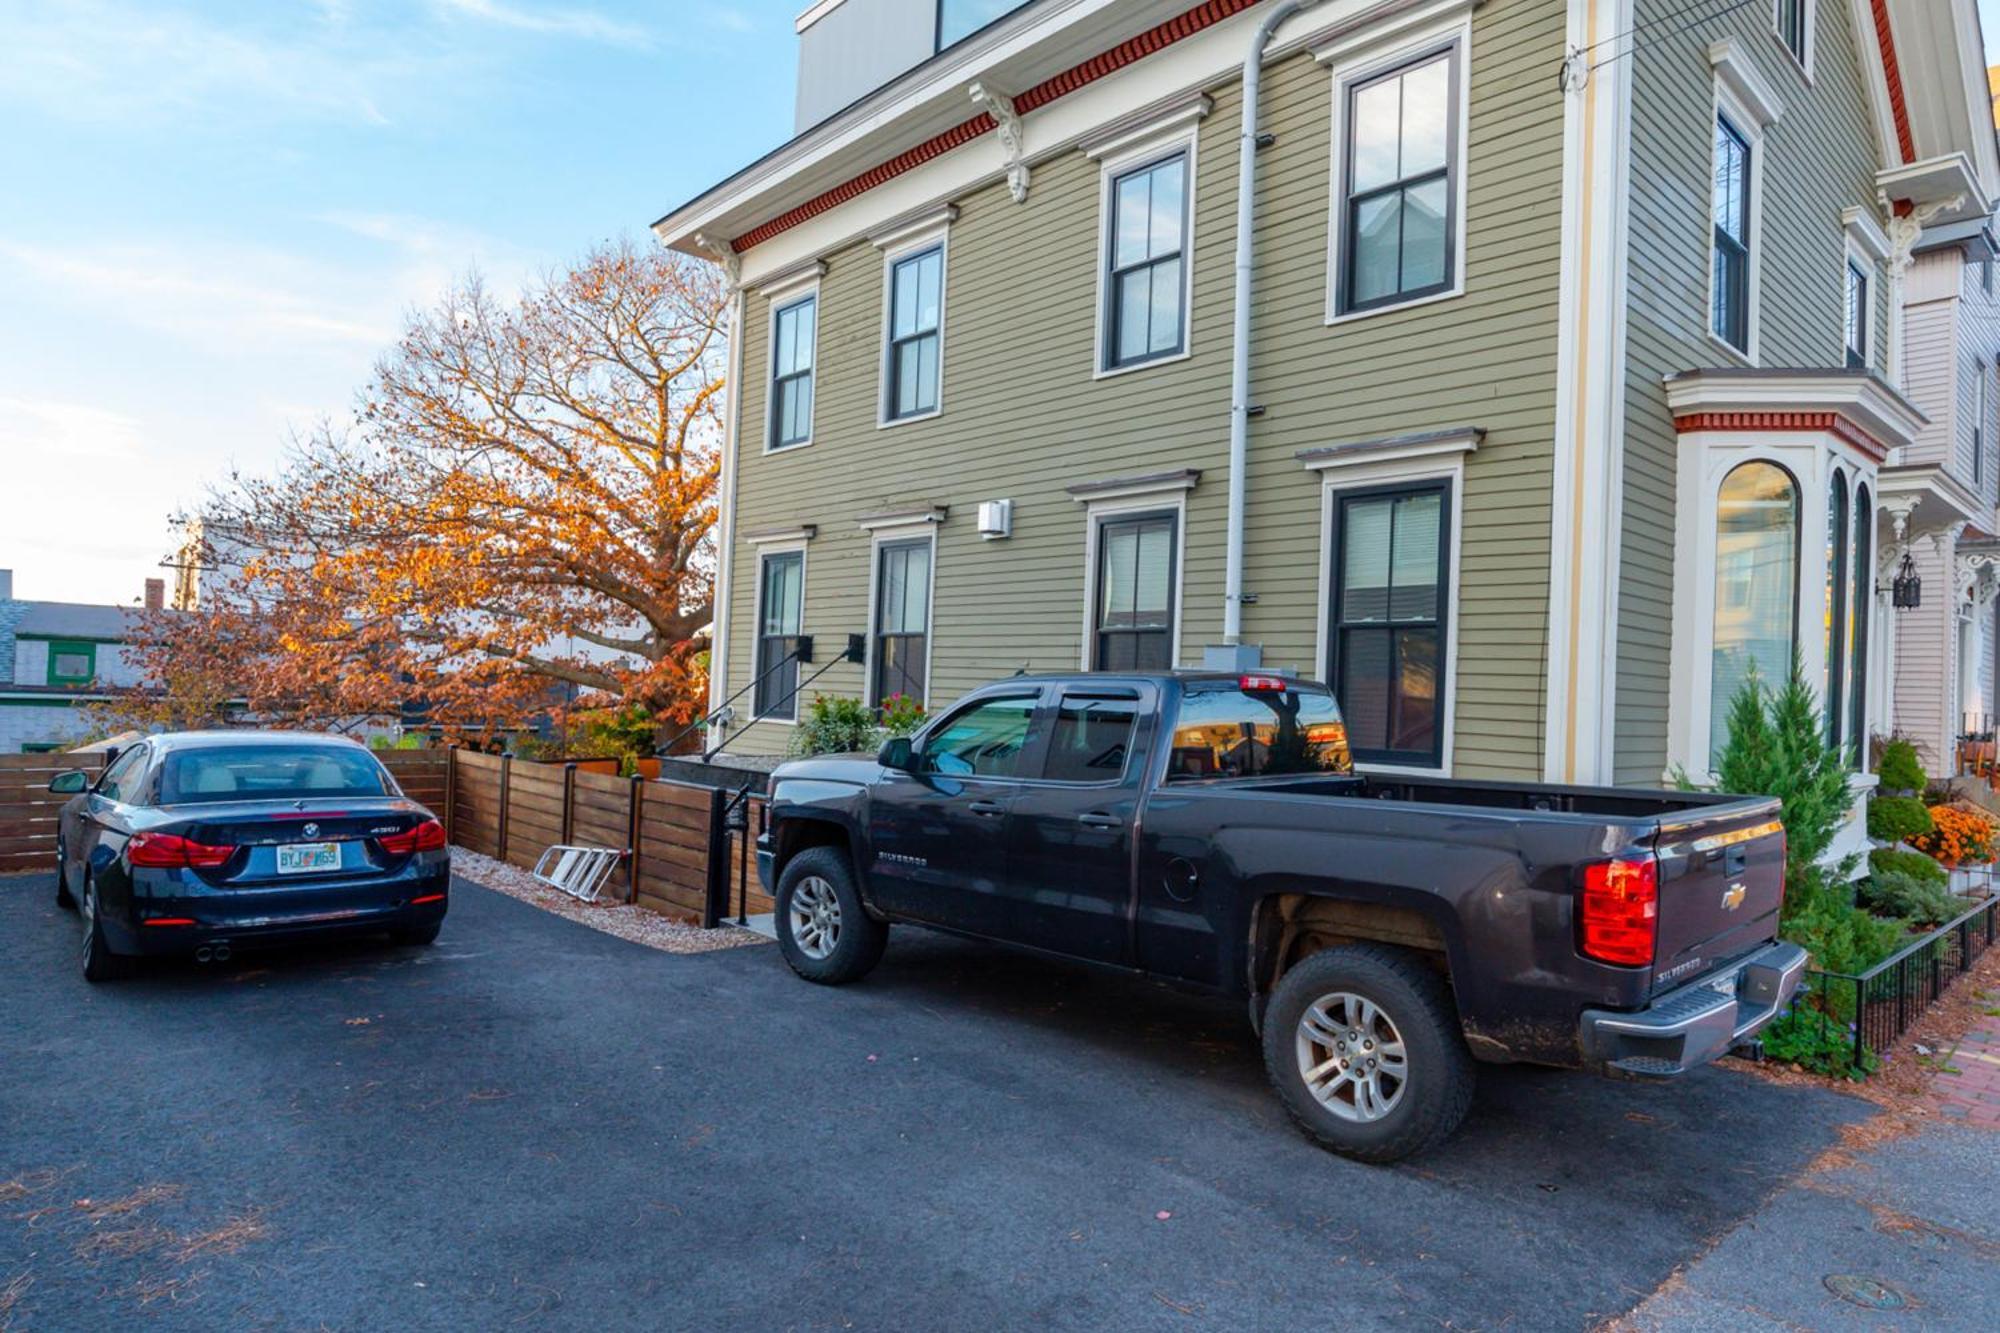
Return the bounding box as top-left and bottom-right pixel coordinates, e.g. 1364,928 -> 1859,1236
158,744 -> 392,805
1166,683 -> 1354,780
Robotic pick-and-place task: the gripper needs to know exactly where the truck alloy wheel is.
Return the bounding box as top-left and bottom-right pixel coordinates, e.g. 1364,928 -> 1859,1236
788,875 -> 842,960
1296,991 -> 1408,1123
774,846 -> 887,985
1261,944 -> 1474,1163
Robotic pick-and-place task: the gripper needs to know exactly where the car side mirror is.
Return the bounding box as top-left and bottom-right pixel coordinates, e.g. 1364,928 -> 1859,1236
48,770 -> 89,794
877,737 -> 915,772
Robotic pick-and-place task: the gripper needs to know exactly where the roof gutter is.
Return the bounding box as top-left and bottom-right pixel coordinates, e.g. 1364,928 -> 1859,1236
1222,0 -> 1323,654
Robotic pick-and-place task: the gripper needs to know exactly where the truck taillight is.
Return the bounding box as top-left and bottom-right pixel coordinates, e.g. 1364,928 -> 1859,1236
128,832 -> 236,869
1239,674 -> 1289,692
378,818 -> 447,855
1579,854 -> 1658,967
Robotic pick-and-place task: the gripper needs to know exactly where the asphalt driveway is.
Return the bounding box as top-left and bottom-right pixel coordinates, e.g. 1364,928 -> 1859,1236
1,872 -> 1873,1330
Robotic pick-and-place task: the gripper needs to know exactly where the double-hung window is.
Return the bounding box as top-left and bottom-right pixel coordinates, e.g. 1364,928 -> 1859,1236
1328,484 -> 1449,767
1774,1 -> 1809,69
1337,46 -> 1458,315
1093,512 -> 1177,670
1711,115 -> 1753,353
885,246 -> 943,421
769,295 -> 816,449
1843,259 -> 1868,369
872,538 -> 932,706
1104,152 -> 1188,369
754,551 -> 805,721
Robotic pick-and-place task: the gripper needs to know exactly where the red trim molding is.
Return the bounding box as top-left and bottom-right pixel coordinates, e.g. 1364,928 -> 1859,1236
1870,0 -> 1917,165
1673,411 -> 1889,462
732,0 -> 1262,253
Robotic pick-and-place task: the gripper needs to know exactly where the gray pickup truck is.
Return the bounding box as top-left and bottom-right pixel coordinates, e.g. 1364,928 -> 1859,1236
756,672 -> 1807,1162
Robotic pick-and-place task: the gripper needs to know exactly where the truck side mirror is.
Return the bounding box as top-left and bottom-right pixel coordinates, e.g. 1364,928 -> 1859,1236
877,737 -> 914,772
48,770 -> 89,794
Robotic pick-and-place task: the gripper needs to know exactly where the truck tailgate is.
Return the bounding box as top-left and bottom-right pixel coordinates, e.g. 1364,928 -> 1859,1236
1647,800 -> 1785,994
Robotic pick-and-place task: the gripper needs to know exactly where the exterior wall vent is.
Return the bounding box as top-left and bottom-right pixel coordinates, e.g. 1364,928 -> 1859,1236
978,499 -> 1013,540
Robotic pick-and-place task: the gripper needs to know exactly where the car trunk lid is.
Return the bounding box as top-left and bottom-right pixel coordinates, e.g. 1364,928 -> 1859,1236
154,799 -> 429,887
1646,798 -> 1786,994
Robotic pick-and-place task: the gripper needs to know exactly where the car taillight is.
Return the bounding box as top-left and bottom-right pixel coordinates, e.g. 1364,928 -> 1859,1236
1579,854 -> 1658,967
378,818 -> 447,855
128,832 -> 237,869
1239,674 -> 1289,692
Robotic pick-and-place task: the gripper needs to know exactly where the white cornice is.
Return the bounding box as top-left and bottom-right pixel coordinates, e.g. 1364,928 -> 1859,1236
1876,154 -> 1985,223
741,524 -> 818,545
1708,38 -> 1784,129
1065,467 -> 1201,504
1662,369 -> 1928,451
1296,425 -> 1482,471
1841,206 -> 1891,263
856,504 -> 948,530
1308,0 -> 1477,66
1079,90 -> 1211,160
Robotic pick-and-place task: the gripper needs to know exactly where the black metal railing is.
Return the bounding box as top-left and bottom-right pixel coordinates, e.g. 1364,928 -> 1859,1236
1791,895 -> 2000,1069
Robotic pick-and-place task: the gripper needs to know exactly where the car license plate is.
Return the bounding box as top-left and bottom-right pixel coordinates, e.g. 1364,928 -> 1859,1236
277,842 -> 340,874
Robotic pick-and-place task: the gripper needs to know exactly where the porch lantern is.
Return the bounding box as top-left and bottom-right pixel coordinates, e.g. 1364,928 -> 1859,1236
1891,553 -> 1921,610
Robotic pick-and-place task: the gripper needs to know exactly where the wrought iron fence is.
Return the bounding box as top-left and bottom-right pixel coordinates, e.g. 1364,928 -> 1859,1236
1792,895 -> 2000,1069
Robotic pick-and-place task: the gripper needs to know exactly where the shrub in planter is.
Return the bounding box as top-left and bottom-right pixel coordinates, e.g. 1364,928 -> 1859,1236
1784,876 -> 1908,976
1858,868 -> 1963,928
1868,845 -> 1949,888
1866,795 -> 1934,845
1876,737 -> 1927,796
788,695 -> 880,758
1759,1007 -> 1878,1081
878,693 -> 926,738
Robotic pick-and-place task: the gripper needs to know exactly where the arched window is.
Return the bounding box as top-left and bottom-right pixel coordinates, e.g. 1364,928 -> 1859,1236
1712,461 -> 1799,758
1824,470 -> 1849,746
1849,482 -> 1871,762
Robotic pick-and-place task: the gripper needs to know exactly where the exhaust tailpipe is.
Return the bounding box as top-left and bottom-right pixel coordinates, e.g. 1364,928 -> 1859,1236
195,946 -> 214,963
212,943 -> 231,963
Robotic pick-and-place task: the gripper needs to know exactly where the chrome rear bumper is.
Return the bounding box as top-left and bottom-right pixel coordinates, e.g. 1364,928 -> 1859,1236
1578,940 -> 1810,1077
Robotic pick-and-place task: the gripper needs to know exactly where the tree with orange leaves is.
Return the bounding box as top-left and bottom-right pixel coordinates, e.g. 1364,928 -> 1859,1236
130,239 -> 727,745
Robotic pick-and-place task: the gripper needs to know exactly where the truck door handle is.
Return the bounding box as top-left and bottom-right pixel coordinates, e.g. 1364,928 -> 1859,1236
967,800 -> 1007,818
1077,812 -> 1123,830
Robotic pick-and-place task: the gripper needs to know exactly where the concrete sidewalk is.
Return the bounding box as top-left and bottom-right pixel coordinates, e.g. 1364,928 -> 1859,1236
1622,1041 -> 2000,1331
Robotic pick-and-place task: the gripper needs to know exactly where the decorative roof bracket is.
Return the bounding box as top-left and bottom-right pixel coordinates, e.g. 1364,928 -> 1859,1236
969,81 -> 1030,204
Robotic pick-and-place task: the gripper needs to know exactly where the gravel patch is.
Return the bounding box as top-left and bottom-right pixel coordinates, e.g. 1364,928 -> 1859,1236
449,847 -> 768,955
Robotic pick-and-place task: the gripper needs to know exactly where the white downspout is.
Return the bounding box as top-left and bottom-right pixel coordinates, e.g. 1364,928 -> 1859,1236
1224,0 -> 1321,650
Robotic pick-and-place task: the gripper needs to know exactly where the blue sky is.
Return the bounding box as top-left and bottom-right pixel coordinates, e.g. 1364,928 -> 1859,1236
4,1 -> 2000,606
0,0 -> 800,605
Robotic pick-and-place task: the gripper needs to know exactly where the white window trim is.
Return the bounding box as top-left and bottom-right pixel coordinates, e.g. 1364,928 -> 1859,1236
1665,433 -> 1876,780
750,540 -> 809,727
873,206 -> 955,429
1769,0 -> 1815,82
862,519 -> 940,709
1840,239 -> 1874,370
1306,445 -> 1468,776
1319,7 -> 1473,326
762,275 -> 822,454
1076,482 -> 1191,672
1089,97 -> 1207,379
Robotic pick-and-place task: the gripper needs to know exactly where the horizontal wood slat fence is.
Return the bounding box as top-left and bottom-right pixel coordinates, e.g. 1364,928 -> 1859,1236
0,746 -> 774,928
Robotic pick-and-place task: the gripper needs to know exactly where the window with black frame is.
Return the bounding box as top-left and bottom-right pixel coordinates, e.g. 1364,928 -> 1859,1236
1843,259 -> 1867,369
1104,152 -> 1187,369
1339,46 -> 1456,314
1775,0 -> 1807,65
1712,115 -> 1752,351
936,0 -> 1030,50
873,538 -> 931,706
770,294 -> 816,449
1093,512 -> 1176,670
886,246 -> 943,420
755,551 -> 804,720
1328,484 -> 1449,767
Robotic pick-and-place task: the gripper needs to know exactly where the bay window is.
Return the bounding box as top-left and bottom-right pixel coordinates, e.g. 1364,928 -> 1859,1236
1709,461 -> 1797,758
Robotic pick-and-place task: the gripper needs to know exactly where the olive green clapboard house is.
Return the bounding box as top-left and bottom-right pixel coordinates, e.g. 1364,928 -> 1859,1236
654,0 -> 1999,832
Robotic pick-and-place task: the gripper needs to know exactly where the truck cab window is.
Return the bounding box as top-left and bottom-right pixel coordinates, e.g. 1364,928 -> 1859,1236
1167,686 -> 1354,780
923,696 -> 1037,778
1042,695 -> 1137,782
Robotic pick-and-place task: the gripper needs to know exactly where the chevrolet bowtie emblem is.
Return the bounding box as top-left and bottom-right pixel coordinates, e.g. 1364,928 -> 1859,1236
1721,883 -> 1746,911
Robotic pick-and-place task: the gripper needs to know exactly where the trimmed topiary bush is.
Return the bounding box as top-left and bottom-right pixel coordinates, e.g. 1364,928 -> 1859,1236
1876,737 -> 1927,796
1866,795 -> 1935,845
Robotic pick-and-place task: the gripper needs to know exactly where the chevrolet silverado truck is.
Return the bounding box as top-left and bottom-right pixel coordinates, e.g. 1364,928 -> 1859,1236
756,672 -> 1806,1162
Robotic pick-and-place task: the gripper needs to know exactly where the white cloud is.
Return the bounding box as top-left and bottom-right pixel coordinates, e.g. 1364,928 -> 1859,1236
431,0 -> 652,47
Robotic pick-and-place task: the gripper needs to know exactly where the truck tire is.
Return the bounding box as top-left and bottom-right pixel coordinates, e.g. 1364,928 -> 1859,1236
1261,944 -> 1475,1164
775,845 -> 887,985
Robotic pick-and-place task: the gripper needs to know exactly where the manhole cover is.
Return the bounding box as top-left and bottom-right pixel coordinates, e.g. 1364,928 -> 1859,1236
1823,1274 -> 1907,1310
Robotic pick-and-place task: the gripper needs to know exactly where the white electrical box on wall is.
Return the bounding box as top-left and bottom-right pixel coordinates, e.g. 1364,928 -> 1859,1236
978,499 -> 1013,540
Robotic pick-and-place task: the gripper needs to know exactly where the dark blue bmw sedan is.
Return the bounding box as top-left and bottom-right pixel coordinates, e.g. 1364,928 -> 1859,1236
49,732 -> 450,981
